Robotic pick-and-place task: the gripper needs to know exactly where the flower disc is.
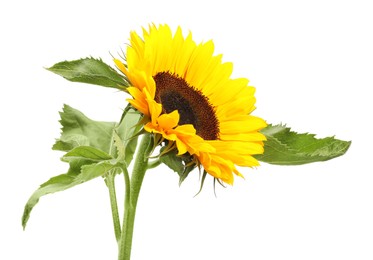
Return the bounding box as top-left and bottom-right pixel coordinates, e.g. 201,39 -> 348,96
153,72 -> 219,140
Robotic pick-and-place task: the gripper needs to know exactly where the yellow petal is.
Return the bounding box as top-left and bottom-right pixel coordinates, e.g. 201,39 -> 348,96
114,59 -> 128,75
157,110 -> 180,130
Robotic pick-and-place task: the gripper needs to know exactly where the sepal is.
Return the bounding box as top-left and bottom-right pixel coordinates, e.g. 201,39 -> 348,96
159,148 -> 196,185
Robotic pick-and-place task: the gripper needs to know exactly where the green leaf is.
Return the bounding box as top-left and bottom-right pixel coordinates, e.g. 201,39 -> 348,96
115,105 -> 142,165
255,124 -> 351,165
63,146 -> 112,161
47,57 -> 129,90
52,104 -> 117,153
53,104 -> 142,165
22,160 -> 120,229
113,130 -> 126,162
22,105 -> 143,229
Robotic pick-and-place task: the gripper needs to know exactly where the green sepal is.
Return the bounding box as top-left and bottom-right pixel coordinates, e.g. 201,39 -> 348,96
255,124 -> 351,165
160,150 -> 184,174
47,57 -> 129,90
194,170 -> 208,196
178,165 -> 195,186
159,149 -> 196,185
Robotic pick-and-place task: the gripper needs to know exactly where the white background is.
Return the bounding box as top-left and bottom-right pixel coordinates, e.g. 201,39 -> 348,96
1,0 -> 372,259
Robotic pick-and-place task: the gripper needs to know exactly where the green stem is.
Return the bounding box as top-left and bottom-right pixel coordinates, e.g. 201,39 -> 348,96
105,169 -> 121,242
118,133 -> 153,260
106,125 -> 123,242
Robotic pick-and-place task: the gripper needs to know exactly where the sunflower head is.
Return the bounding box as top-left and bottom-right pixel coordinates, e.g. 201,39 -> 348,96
115,24 -> 267,185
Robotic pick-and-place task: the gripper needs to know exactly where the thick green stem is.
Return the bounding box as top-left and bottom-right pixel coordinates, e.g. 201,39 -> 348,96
105,171 -> 121,242
118,133 -> 152,260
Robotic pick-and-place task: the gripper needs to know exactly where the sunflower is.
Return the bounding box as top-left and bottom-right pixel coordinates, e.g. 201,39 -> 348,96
114,24 -> 267,185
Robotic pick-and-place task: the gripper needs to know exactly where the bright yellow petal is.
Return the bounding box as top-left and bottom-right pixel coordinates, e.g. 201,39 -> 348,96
114,59 -> 128,75
157,110 -> 180,130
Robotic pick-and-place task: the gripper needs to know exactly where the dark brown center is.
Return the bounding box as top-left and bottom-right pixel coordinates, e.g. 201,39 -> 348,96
153,72 -> 219,140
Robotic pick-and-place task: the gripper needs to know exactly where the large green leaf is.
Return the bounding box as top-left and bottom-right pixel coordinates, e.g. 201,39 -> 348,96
52,104 -> 117,153
47,57 -> 129,90
22,160 -> 120,229
255,124 -> 351,165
